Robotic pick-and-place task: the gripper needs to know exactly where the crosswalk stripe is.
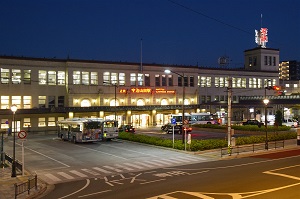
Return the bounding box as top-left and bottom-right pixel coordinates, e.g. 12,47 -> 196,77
114,164 -> 134,171
103,166 -> 123,172
81,169 -> 101,176
44,173 -> 61,182
143,161 -> 165,167
151,159 -> 173,165
177,156 -> 204,161
168,158 -> 189,163
134,162 -> 155,168
57,172 -> 74,180
70,170 -> 88,177
162,159 -> 180,163
93,167 -> 113,174
123,163 -> 144,169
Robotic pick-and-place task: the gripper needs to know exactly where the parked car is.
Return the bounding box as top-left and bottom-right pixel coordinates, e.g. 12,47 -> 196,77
165,124 -> 192,134
118,125 -> 135,133
282,119 -> 298,128
242,120 -> 264,127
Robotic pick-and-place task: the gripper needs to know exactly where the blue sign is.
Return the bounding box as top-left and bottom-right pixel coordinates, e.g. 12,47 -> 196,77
171,118 -> 176,124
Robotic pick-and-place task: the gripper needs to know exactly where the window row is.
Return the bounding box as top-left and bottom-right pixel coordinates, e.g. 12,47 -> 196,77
198,76 -> 276,88
0,96 -> 64,109
0,117 -> 65,129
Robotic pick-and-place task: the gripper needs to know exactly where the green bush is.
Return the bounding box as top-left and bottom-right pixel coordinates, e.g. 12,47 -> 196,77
118,131 -> 297,152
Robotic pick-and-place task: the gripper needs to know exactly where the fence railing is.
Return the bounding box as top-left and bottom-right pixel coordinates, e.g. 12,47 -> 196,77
14,175 -> 38,199
221,140 -> 285,157
5,153 -> 22,173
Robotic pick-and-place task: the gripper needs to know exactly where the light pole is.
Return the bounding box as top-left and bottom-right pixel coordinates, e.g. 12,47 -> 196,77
11,104 -> 17,177
164,69 -> 185,143
263,98 -> 269,150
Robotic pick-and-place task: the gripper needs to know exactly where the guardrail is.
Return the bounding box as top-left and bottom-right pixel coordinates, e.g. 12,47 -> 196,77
221,140 -> 285,157
5,153 -> 22,173
14,175 -> 37,199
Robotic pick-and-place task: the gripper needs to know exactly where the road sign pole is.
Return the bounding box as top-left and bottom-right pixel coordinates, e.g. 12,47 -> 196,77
21,141 -> 24,176
184,129 -> 186,151
172,126 -> 174,148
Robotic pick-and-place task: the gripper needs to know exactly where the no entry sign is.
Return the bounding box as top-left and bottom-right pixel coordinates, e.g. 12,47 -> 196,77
18,130 -> 27,139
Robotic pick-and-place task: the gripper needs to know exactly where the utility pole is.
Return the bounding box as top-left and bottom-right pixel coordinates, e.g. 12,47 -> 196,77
227,77 -> 232,147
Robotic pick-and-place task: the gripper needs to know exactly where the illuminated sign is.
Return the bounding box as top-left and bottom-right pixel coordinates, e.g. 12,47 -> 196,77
255,28 -> 268,48
119,88 -> 175,94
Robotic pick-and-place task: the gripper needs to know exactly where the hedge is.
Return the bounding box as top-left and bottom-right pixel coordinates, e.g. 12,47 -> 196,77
118,131 -> 297,152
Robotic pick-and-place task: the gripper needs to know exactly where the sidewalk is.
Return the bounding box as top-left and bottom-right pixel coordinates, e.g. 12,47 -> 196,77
0,165 -> 47,199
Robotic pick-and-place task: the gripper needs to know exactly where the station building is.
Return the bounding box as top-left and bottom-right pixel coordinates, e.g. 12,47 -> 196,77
1,42 -> 292,132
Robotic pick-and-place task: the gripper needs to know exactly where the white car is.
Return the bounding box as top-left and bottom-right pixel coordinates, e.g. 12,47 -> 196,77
282,119 -> 298,128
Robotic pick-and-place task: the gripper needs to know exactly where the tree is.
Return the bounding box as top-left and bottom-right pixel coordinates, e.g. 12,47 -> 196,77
275,110 -> 283,126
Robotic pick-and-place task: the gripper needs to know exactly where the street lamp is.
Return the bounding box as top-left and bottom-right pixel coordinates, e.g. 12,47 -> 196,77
263,98 -> 269,150
11,104 -> 17,177
164,69 -> 185,143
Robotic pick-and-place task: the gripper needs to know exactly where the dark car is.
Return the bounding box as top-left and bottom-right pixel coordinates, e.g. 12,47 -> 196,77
165,124 -> 192,134
118,125 -> 135,133
242,120 -> 263,127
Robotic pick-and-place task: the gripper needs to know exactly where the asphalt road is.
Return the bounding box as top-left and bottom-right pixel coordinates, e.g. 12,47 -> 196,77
40,148 -> 300,199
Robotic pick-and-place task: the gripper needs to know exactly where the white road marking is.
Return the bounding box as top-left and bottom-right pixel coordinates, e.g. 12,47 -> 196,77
69,170 -> 88,177
114,164 -> 135,171
81,169 -> 101,176
151,159 -> 173,165
103,165 -> 123,172
134,162 -> 155,168
44,173 -> 61,182
78,189 -> 112,198
93,167 -> 113,174
24,146 -> 70,167
143,161 -> 165,167
58,179 -> 90,199
57,172 -> 74,180
123,162 -> 144,169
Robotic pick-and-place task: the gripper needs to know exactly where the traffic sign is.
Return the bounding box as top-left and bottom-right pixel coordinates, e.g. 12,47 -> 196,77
18,130 -> 27,139
171,118 -> 176,125
184,119 -> 189,125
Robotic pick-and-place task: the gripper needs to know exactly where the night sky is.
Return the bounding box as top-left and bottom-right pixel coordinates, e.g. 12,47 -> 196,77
0,0 -> 299,68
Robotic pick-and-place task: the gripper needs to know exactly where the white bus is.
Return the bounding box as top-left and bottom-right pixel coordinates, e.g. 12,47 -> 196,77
57,118 -> 118,143
168,113 -> 192,124
190,113 -> 220,125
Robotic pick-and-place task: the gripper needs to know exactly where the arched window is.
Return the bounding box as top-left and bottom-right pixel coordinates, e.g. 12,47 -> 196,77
161,99 -> 168,105
81,99 -> 91,107
136,99 -> 145,106
110,99 -> 119,106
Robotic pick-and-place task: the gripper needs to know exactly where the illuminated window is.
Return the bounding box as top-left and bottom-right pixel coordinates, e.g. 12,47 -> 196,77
39,96 -> 46,108
39,70 -> 47,85
1,68 -> 9,84
241,78 -> 246,88
57,71 -> 65,85
82,71 -> 89,85
73,71 -> 81,84
130,73 -> 136,86
23,70 -> 31,84
12,69 -> 21,84
111,73 -> 117,85
23,96 -> 31,109
48,71 -> 56,85
81,99 -> 91,107
58,117 -> 64,121
38,118 -> 46,127
119,73 -> 125,85
23,118 -> 31,127
48,117 -> 56,126
1,119 -> 9,129
1,96 -> 9,109
91,72 -> 98,85
137,74 -> 143,86
103,72 -> 110,83
12,96 -> 21,108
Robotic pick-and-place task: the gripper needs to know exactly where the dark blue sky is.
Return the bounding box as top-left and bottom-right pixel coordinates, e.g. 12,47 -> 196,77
0,0 -> 299,67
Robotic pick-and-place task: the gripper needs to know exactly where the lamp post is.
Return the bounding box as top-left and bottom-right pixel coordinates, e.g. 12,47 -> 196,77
263,98 -> 269,150
164,69 -> 185,143
11,104 -> 17,177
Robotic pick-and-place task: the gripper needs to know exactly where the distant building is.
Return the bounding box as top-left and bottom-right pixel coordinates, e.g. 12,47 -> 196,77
279,60 -> 300,81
